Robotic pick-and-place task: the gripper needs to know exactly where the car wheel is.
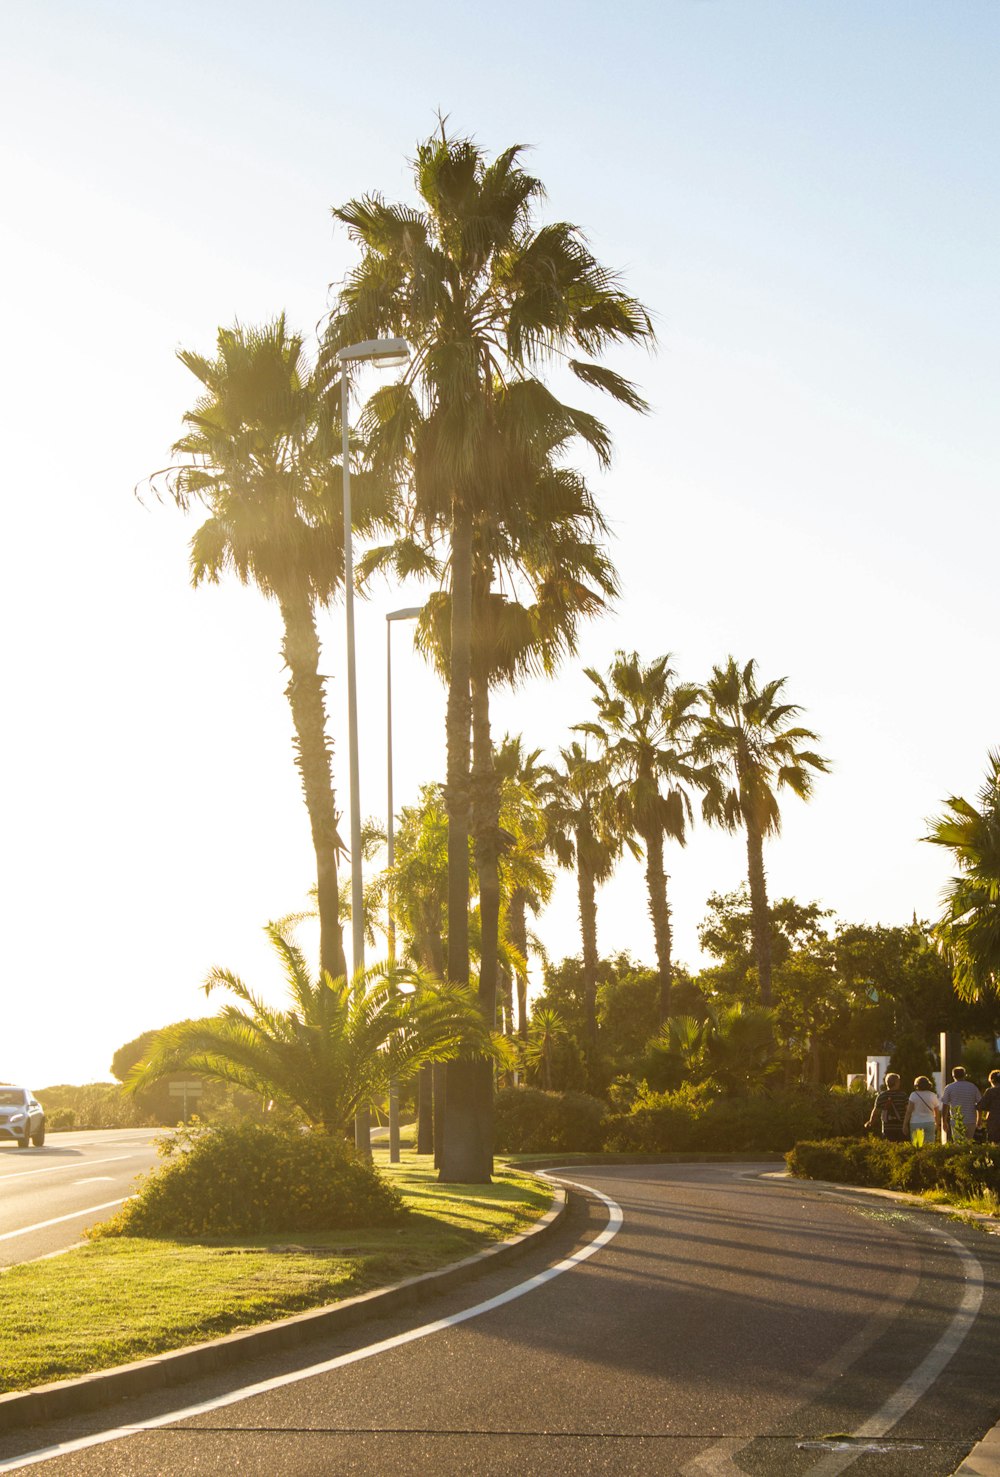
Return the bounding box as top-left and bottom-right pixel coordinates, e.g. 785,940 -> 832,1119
16,1134 -> 29,1149
31,1126 -> 45,1148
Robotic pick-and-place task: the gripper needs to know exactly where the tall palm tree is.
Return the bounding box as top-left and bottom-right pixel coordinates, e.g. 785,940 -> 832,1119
494,737 -> 555,1041
152,318 -> 358,986
541,740 -> 624,1055
580,652 -> 703,1023
126,922 -> 491,1138
325,127 -> 652,1181
696,658 -> 829,1006
375,785 -> 452,1155
924,752 -> 1000,999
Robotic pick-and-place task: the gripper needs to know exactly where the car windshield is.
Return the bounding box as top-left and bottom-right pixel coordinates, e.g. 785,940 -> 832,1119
0,1089 -> 27,1107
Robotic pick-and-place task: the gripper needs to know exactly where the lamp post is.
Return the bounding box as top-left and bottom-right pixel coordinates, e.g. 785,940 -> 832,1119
386,605 -> 422,1163
336,337 -> 410,1156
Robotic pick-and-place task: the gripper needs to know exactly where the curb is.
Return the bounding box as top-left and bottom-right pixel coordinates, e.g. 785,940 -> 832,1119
0,1183 -> 567,1434
954,1427 -> 1000,1476
758,1169 -> 1000,1231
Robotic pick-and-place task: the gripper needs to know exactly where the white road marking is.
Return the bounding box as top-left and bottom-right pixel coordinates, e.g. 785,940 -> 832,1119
806,1219 -> 984,1476
0,1173 -> 622,1472
0,1155 -> 145,1183
72,1177 -> 115,1185
681,1437 -> 746,1474
0,1200 -> 125,1243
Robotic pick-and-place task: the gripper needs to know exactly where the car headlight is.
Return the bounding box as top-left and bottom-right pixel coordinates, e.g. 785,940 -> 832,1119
9,1112 -> 26,1122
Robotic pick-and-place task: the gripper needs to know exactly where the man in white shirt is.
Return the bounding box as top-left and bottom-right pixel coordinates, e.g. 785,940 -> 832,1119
941,1066 -> 981,1142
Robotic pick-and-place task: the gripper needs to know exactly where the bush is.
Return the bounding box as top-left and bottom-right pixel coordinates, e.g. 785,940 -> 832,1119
602,1083 -> 869,1155
493,1087 -> 607,1154
787,1138 -> 1000,1200
36,1083 -> 153,1130
90,1123 -> 406,1238
49,1108 -> 76,1131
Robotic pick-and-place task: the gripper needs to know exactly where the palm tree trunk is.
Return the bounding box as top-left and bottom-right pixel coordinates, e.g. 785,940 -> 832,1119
746,824 -> 773,1006
445,504 -> 473,991
577,855 -> 599,1055
509,890 -> 529,1041
416,1065 -> 434,1155
499,965 -> 514,1037
440,504 -> 492,1182
470,662 -> 500,1027
278,594 -> 347,983
642,823 -> 673,1025
433,1062 -> 447,1169
417,932 -> 445,1161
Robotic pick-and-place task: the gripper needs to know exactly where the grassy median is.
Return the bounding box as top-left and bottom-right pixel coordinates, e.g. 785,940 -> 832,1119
0,1152 -> 552,1395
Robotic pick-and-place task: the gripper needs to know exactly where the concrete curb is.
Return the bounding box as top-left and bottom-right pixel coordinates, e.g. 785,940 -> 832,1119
953,1427 -> 1000,1476
759,1168 -> 1000,1231
0,1183 -> 567,1434
761,1171 -> 1000,1475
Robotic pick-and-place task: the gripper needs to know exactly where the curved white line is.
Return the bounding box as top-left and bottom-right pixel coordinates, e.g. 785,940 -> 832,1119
805,1219 -> 984,1476
0,1173 -> 622,1472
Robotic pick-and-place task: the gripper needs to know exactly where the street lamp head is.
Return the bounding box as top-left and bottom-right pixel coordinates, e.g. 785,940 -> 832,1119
387,606 -> 423,622
336,337 -> 411,369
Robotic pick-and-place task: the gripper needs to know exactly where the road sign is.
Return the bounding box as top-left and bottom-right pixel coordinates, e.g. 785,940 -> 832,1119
168,1082 -> 203,1095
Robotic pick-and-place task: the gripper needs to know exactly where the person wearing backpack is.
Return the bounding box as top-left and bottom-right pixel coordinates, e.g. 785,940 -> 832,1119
865,1072 -> 909,1142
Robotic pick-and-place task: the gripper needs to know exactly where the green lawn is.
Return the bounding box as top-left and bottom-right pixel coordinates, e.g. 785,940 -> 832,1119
0,1152 -> 552,1395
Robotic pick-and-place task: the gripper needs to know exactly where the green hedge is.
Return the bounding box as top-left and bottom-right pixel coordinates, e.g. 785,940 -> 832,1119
494,1087 -> 607,1154
91,1123 -> 406,1238
787,1138 -> 1000,1198
603,1084 -> 868,1155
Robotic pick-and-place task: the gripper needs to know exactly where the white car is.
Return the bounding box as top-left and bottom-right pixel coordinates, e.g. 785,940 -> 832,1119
0,1086 -> 45,1148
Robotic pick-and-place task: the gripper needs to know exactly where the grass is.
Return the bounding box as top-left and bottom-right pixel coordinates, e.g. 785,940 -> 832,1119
922,1186 -> 1000,1218
0,1151 -> 552,1395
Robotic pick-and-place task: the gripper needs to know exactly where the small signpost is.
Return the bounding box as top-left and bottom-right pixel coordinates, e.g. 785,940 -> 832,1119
866,1055 -> 890,1092
168,1080 -> 203,1122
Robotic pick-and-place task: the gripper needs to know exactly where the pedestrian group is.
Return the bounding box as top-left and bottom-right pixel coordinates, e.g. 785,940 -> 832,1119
865,1065 -> 1000,1145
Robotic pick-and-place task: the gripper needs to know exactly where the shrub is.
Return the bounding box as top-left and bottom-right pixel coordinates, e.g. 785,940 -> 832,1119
90,1122 -> 406,1238
787,1138 -> 1000,1201
49,1108 -> 76,1131
493,1087 -> 607,1154
602,1083 -> 869,1155
36,1083 -> 153,1130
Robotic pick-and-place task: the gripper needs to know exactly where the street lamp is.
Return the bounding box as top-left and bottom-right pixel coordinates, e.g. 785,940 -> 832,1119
336,338 -> 411,1155
385,605 -> 422,1163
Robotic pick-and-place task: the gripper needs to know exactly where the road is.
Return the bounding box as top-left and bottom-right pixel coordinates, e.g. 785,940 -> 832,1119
2,1161 -> 999,1474
0,1128 -> 159,1268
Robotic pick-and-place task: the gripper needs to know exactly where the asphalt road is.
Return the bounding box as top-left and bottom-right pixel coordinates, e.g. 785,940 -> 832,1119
0,1128 -> 159,1267
2,1161 -> 1000,1475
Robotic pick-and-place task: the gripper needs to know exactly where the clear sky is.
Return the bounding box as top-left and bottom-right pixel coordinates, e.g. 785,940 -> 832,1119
1,1 -> 997,1089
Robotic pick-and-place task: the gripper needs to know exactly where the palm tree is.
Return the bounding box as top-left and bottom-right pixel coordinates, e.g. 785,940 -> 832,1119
151,318 -> 358,986
375,785 -> 451,1155
541,741 -> 624,1056
127,922 -> 493,1138
495,737 -> 555,1041
325,127 -> 653,1181
924,752 -> 1000,999
580,652 -> 703,1024
524,1008 -> 569,1091
695,658 -> 829,1007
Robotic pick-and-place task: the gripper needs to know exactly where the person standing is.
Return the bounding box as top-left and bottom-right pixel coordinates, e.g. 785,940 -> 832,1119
977,1070 -> 1000,1143
904,1075 -> 942,1144
941,1066 -> 982,1142
865,1072 -> 909,1142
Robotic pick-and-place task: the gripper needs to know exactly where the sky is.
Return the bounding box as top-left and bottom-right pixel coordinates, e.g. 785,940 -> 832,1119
1,1 -> 997,1089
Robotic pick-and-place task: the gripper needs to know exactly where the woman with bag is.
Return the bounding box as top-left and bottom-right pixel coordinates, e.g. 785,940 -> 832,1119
903,1075 -> 942,1145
